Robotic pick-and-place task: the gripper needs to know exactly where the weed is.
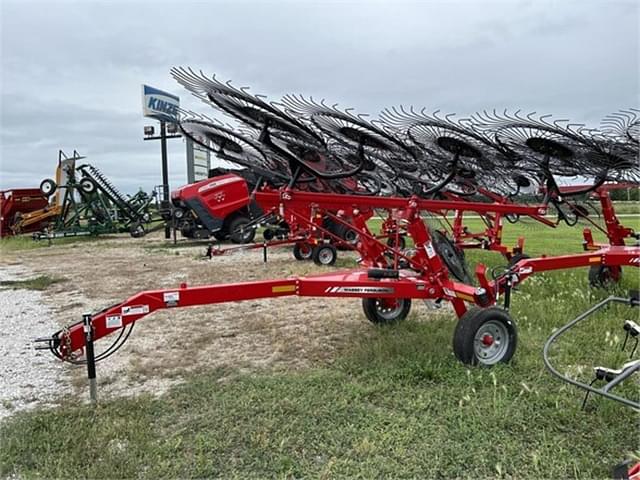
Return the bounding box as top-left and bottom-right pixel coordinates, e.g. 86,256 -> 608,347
0,275 -> 65,291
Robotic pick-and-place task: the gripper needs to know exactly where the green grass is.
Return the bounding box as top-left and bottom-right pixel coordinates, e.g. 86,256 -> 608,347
1,220 -> 639,478
611,201 -> 640,215
0,234 -> 115,253
0,275 -> 64,290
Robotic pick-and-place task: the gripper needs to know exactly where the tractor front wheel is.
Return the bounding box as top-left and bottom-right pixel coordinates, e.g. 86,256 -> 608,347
362,298 -> 411,324
453,307 -> 517,366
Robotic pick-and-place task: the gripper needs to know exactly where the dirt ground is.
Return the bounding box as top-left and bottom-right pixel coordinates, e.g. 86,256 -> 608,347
1,232 -> 444,403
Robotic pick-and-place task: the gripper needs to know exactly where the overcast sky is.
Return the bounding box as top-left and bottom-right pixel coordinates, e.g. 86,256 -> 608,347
1,0 -> 638,193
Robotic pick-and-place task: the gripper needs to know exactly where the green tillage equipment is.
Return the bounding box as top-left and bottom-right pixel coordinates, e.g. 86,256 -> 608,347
76,164 -> 160,237
35,161 -> 162,239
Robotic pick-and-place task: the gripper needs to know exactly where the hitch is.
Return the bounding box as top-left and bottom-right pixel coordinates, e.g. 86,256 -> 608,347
34,335 -> 60,351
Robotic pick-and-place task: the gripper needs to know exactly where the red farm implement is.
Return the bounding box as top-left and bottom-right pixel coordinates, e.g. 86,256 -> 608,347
0,188 -> 49,237
36,186 -> 639,367
35,70 -> 639,411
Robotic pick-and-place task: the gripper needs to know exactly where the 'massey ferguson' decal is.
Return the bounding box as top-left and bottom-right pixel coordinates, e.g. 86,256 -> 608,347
630,257 -> 640,264
324,286 -> 394,294
197,176 -> 243,194
122,305 -> 150,316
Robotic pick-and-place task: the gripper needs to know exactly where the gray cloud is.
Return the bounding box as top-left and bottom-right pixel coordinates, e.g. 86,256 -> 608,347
1,0 -> 638,193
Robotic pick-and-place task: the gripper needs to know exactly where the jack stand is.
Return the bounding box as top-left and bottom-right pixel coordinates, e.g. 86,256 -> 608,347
263,242 -> 268,263
83,313 -> 98,406
503,276 -> 513,311
172,219 -> 177,246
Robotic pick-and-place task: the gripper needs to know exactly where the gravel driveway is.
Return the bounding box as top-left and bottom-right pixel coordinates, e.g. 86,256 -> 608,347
0,265 -> 68,421
0,233 -> 446,420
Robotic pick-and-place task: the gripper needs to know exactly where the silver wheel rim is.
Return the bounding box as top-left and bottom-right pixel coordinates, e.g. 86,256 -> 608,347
374,299 -> 404,321
318,248 -> 334,264
236,224 -> 252,242
42,182 -> 53,194
473,320 -> 509,365
299,245 -> 312,259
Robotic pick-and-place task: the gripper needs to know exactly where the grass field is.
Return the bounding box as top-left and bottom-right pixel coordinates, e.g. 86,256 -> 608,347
1,218 -> 639,478
610,201 -> 640,215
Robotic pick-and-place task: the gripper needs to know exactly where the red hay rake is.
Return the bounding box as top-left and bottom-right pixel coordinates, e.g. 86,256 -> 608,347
35,70 -> 639,407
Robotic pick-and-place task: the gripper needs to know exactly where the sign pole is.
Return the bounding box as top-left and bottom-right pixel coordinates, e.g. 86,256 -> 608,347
160,121 -> 171,239
142,84 -> 181,240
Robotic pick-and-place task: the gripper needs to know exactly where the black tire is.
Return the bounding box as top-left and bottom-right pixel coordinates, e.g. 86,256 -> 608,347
180,219 -> 196,238
79,177 -> 97,194
431,230 -> 472,284
129,222 -> 146,238
453,307 -> 518,366
212,229 -> 228,241
588,265 -> 622,288
312,244 -> 337,266
228,216 -> 255,244
193,229 -> 211,240
173,208 -> 185,220
342,227 -> 358,244
362,298 -> 411,324
293,242 -> 313,261
263,228 -> 275,241
508,253 -> 530,269
331,223 -> 358,245
39,178 -> 57,197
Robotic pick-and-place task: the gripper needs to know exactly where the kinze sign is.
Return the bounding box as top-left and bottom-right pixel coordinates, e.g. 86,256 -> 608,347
141,84 -> 180,122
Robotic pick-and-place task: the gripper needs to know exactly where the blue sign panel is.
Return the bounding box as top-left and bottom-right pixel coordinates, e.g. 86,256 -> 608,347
141,84 -> 180,122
